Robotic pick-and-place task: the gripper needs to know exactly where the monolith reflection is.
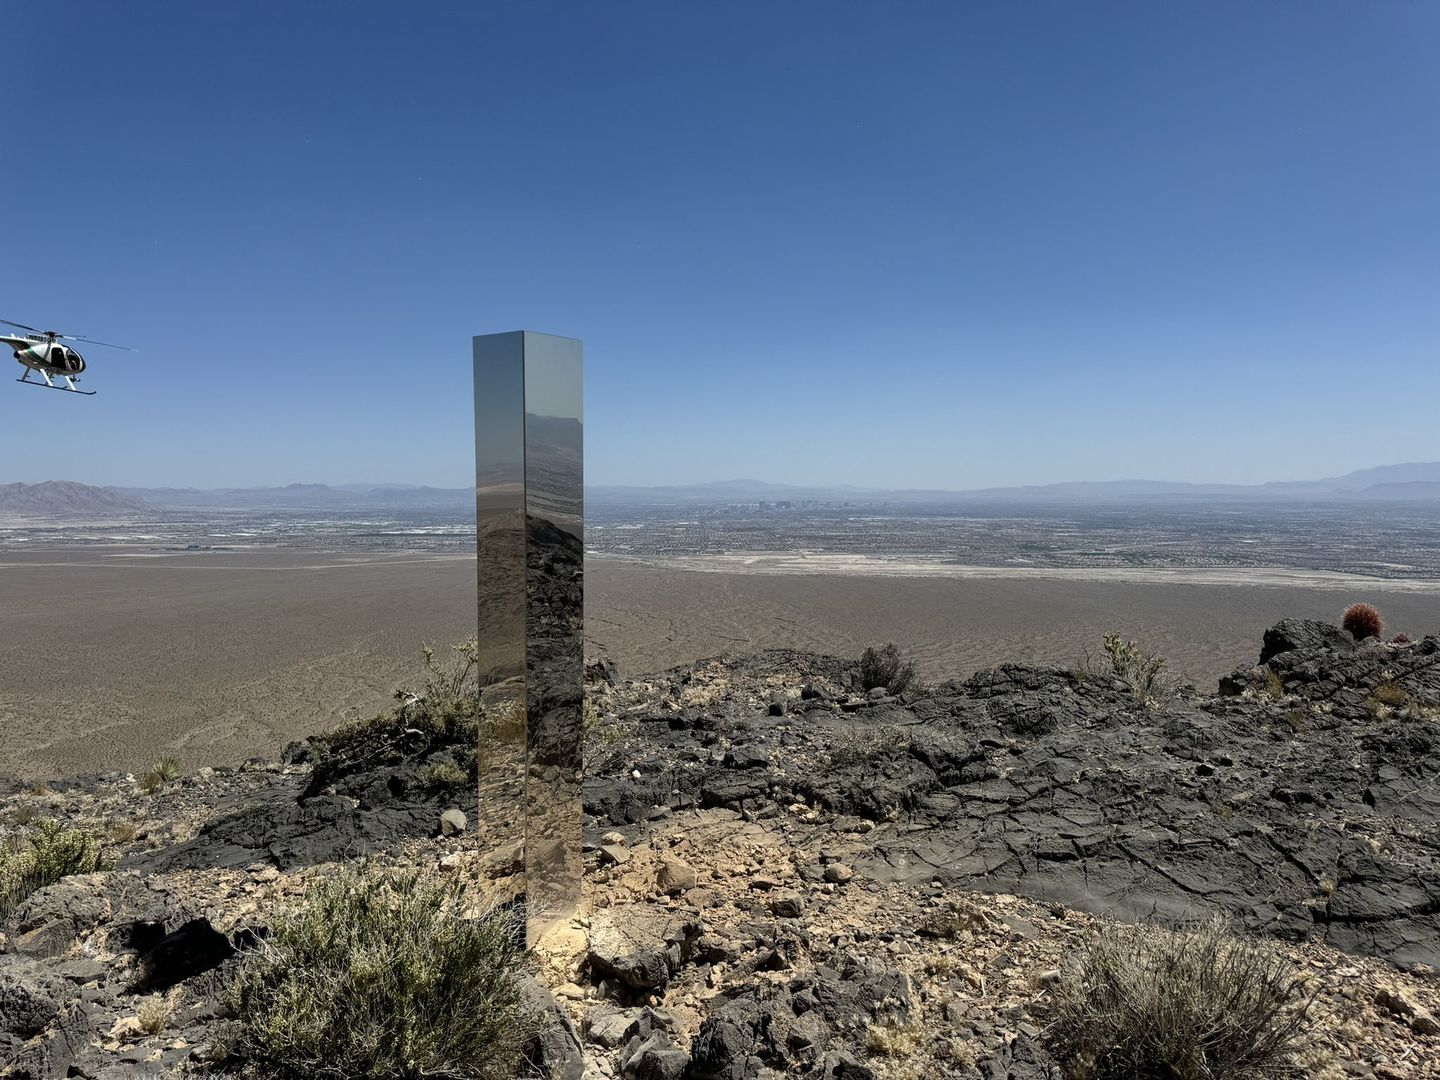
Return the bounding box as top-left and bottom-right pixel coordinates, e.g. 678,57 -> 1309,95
473,331 -> 583,944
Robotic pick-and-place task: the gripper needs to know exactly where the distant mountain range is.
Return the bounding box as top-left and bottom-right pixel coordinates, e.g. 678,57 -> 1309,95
0,481 -> 148,517
589,461 -> 1440,506
113,483 -> 475,511
5,460 -> 1440,518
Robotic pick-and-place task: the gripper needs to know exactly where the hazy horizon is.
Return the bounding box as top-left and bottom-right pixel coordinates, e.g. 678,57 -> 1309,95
9,454 -> 1440,497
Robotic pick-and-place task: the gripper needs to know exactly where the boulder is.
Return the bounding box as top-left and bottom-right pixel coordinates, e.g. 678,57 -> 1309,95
1259,619 -> 1355,664
7,875 -> 119,962
656,856 -> 698,895
621,1032 -> 689,1080
439,808 -> 468,836
585,1004 -> 640,1048
518,975 -> 584,1080
722,746 -> 770,770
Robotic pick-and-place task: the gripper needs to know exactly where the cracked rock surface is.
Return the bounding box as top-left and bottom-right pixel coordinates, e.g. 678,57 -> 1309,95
585,621 -> 1440,974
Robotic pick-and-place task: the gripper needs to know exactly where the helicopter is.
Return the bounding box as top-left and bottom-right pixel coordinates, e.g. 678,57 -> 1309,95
2,318 -> 134,395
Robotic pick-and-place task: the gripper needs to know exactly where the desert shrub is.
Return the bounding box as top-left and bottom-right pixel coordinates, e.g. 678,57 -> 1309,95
419,637 -> 479,705
0,822 -> 106,919
1341,603 -> 1383,641
311,641 -> 483,780
1262,668 -> 1285,700
227,864 -> 527,1080
859,643 -> 918,694
829,724 -> 906,768
140,756 -> 183,794
418,760 -> 468,789
483,697 -> 526,744
1366,680 -> 1417,720
1371,681 -> 1413,708
136,991 -> 177,1035
1101,633 -> 1172,709
1047,918 -> 1312,1080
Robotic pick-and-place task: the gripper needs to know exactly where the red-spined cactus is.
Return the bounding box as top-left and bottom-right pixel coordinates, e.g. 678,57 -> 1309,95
1392,633 -> 1414,646
1342,603 -> 1383,642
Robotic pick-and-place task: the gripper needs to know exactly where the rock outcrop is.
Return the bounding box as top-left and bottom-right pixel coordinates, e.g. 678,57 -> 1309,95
586,630 -> 1440,974
1,619 -> 1437,1078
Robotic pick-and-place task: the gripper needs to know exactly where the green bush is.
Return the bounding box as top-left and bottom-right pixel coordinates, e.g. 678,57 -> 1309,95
140,756 -> 183,794
1100,633 -> 1172,709
418,760 -> 469,789
227,864 -> 528,1080
1047,918 -> 1312,1080
858,643 -> 918,694
0,822 -> 105,919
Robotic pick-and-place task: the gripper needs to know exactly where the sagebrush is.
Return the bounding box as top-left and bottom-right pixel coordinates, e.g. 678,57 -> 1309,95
1047,918 -> 1313,1080
227,863 -> 528,1080
858,643 -> 918,694
1099,633 -> 1172,709
0,821 -> 105,919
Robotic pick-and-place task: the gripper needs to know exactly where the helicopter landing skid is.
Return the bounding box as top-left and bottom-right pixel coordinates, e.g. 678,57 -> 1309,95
16,377 -> 95,396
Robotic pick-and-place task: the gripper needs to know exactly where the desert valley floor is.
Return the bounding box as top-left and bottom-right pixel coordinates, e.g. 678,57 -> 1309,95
3,546 -> 1440,778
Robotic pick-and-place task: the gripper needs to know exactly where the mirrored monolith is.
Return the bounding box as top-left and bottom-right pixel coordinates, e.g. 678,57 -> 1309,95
473,331 -> 583,944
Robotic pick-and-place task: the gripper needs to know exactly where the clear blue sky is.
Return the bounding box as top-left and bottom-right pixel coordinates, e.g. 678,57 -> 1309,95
4,2 -> 1438,489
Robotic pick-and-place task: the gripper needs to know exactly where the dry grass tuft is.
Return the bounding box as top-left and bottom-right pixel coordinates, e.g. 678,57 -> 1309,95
1262,668 -> 1286,700
865,1021 -> 925,1058
482,698 -> 526,744
108,821 -> 141,845
1047,918 -> 1313,1080
136,991 -> 177,1036
417,760 -> 468,788
829,724 -> 907,768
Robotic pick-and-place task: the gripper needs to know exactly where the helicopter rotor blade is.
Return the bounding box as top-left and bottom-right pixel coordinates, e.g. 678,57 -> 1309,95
61,334 -> 136,351
0,318 -> 46,335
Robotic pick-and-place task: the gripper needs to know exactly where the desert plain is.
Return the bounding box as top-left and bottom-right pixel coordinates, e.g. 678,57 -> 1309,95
4,545 -> 1440,779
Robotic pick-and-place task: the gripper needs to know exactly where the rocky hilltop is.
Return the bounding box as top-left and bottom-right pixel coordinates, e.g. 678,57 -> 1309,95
0,482 -> 145,518
1,619 -> 1437,1079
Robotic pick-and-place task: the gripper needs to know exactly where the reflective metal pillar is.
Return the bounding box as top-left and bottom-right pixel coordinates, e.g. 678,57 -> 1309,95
473,331 -> 583,944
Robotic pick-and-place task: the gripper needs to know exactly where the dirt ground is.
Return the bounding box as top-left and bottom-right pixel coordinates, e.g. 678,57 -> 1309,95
3,547 -> 1439,778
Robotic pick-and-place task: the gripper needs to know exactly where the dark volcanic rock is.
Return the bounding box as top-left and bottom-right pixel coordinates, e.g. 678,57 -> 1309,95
586,632 -> 1440,972
1260,617 -> 1357,664
683,954 -> 1006,1080
133,917 -> 235,993
518,976 -> 584,1080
